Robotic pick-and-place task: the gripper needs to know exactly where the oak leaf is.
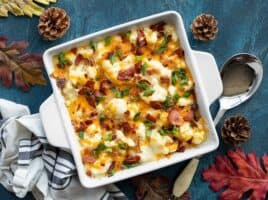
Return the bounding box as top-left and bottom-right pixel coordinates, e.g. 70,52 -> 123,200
0,36 -> 46,92
202,149 -> 268,200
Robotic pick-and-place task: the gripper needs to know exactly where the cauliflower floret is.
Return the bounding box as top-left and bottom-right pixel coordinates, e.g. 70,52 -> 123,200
105,98 -> 127,120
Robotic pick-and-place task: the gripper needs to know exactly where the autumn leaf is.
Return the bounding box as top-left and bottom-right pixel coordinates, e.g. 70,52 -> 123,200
202,149 -> 268,200
0,36 -> 46,92
132,174 -> 191,200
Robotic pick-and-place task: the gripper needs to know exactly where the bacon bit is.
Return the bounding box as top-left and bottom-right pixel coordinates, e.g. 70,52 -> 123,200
101,118 -> 114,130
117,67 -> 135,81
112,134 -> 117,140
177,145 -> 186,152
85,119 -> 93,125
90,111 -> 98,118
146,69 -> 157,75
124,110 -> 130,117
70,47 -> 78,54
86,95 -> 96,108
82,154 -> 96,164
150,101 -> 162,109
135,62 -> 142,74
100,79 -> 112,94
168,107 -> 183,126
85,80 -> 95,90
150,21 -> 166,32
137,29 -> 147,48
120,122 -> 135,134
174,48 -> 184,58
74,121 -> 88,132
75,54 -> 83,65
183,109 -> 194,122
124,155 -> 140,164
93,90 -> 102,98
160,76 -> 170,85
145,114 -> 157,123
191,103 -> 198,111
107,161 -> 116,176
86,171 -> 92,176
56,77 -> 66,89
130,87 -> 140,97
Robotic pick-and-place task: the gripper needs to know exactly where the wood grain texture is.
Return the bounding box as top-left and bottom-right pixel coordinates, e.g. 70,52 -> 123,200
0,0 -> 267,199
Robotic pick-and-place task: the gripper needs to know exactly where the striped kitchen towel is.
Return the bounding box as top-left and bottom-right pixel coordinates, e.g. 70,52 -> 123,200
0,99 -> 128,200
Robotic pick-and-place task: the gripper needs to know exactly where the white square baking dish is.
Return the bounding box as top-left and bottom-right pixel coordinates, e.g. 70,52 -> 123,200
41,11 -> 223,188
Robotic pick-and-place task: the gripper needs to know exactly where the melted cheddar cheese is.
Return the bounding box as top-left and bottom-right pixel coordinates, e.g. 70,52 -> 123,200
52,22 -> 208,178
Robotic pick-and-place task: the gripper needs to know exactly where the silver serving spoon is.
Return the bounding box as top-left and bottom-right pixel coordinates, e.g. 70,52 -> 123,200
172,53 -> 263,198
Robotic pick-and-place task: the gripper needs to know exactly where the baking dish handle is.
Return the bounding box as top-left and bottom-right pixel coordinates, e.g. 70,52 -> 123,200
39,95 -> 71,150
192,50 -> 223,105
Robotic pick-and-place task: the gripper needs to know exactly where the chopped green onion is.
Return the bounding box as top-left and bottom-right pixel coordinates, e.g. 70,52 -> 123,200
159,129 -> 166,136
145,129 -> 152,137
109,53 -> 116,64
121,88 -> 129,97
96,95 -> 105,104
141,63 -> 148,76
137,81 -> 149,90
172,69 -> 187,86
122,163 -> 139,169
143,88 -> 155,96
183,91 -> 192,98
172,126 -> 179,135
104,36 -> 111,45
135,55 -> 143,61
144,120 -> 153,129
133,112 -> 141,121
92,143 -> 106,157
105,147 -> 113,153
78,131 -> 84,139
99,114 -> 105,123
156,35 -> 169,54
58,52 -> 71,68
89,41 -> 96,51
115,50 -> 123,60
173,93 -> 180,102
125,31 -> 131,40
163,96 -> 173,109
104,133 -> 113,141
118,142 -> 127,150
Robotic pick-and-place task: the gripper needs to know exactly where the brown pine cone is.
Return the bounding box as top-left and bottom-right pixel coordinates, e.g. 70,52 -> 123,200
38,7 -> 70,41
190,14 -> 218,41
221,116 -> 250,146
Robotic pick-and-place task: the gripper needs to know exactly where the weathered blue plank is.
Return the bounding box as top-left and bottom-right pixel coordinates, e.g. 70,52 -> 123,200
0,0 -> 267,199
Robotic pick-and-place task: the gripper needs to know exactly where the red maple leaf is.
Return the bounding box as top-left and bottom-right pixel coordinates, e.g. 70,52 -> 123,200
202,149 -> 268,200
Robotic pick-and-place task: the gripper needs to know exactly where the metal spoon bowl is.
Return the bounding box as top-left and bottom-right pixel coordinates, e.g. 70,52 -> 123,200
214,53 -> 263,125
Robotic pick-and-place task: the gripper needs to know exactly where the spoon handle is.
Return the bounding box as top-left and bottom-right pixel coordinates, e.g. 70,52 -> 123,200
214,107 -> 226,125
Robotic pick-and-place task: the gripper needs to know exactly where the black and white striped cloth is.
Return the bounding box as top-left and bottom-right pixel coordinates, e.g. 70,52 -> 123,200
0,99 -> 128,200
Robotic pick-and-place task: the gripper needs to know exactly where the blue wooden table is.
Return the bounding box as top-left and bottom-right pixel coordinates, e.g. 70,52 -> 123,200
1,0 -> 267,199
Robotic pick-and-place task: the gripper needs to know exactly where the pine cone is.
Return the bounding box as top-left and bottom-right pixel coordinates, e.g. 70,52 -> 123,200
38,7 -> 70,41
221,116 -> 250,146
190,14 -> 218,41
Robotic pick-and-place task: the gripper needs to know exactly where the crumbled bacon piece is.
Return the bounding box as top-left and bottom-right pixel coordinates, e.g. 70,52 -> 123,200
90,111 -> 98,118
86,95 -> 96,108
145,114 -> 157,123
147,69 -> 157,75
183,109 -> 194,122
137,29 -> 147,48
134,62 -> 142,74
160,76 -> 170,84
75,54 -> 83,65
117,67 -> 135,81
101,118 -> 114,130
73,121 -> 88,132
84,119 -> 93,125
85,80 -> 95,90
174,48 -> 184,58
124,155 -> 140,164
120,122 -> 135,134
100,79 -> 112,94
150,101 -> 162,109
70,47 -> 78,54
107,161 -> 116,176
56,77 -> 66,89
150,21 -> 166,32
82,149 -> 96,164
168,107 -> 183,126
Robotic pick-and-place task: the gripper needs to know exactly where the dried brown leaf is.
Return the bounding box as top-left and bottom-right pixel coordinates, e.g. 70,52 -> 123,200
0,36 -> 46,92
